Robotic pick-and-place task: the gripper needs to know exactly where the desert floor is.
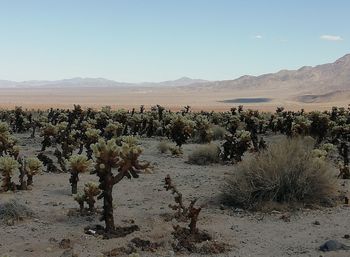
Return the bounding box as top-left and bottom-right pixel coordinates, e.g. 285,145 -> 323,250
0,87 -> 348,112
1,133 -> 350,257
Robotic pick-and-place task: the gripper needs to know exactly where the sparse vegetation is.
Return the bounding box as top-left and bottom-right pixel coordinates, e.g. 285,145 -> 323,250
0,104 -> 348,255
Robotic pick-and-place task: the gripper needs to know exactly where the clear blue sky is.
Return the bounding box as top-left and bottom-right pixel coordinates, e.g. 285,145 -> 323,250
0,0 -> 349,82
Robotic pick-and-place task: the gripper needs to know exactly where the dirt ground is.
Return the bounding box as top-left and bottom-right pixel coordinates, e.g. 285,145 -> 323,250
1,134 -> 350,257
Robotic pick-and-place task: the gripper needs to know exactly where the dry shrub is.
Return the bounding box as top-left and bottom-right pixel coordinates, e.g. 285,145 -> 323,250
222,137 -> 338,209
212,125 -> 227,140
157,140 -> 170,153
0,199 -> 34,224
188,144 -> 220,165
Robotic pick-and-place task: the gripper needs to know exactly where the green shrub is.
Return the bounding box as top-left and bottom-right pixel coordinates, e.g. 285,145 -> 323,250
188,144 -> 220,165
222,138 -> 337,209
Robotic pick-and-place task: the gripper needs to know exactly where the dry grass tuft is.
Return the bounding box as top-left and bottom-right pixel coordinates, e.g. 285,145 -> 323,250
157,140 -> 170,154
188,144 -> 220,165
222,137 -> 338,209
0,199 -> 34,224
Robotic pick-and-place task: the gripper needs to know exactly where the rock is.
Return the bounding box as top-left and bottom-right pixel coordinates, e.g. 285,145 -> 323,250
319,240 -> 350,251
280,213 -> 290,222
59,238 -> 72,249
45,247 -> 53,252
313,221 -> 321,225
344,234 -> 350,239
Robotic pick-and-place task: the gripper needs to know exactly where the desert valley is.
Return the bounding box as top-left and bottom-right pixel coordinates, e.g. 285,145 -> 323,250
0,54 -> 349,111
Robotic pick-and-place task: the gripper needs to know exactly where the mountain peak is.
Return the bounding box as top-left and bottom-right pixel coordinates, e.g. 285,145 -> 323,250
334,53 -> 350,65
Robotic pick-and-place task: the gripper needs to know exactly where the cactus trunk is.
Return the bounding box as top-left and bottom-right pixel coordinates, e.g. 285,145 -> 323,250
27,174 -> 33,186
102,170 -> 115,232
70,171 -> 79,194
1,174 -> 12,191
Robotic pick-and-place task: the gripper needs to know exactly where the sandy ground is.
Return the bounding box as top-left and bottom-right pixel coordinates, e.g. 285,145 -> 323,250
1,134 -> 350,257
0,87 -> 348,112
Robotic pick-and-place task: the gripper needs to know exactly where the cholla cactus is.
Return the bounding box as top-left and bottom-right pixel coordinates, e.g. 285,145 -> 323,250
74,182 -> 101,213
194,115 -> 213,143
167,115 -> 194,148
117,142 -> 150,179
291,115 -> 311,136
40,123 -> 57,151
91,137 -> 149,233
68,155 -> 92,194
7,144 -> 20,160
0,156 -> 19,192
118,135 -> 138,147
84,182 -> 101,212
25,157 -> 43,186
104,122 -> 123,139
0,122 -> 11,156
309,142 -> 338,164
84,128 -> 101,159
221,130 -> 251,162
227,115 -> 241,134
308,111 -> 330,142
74,192 -> 86,213
92,139 -> 120,169
311,149 -> 328,160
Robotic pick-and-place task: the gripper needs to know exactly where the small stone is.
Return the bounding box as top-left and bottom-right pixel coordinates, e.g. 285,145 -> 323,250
59,238 -> 71,249
45,247 -> 53,252
319,240 -> 350,251
344,234 -> 350,239
280,213 -> 290,222
313,221 -> 321,225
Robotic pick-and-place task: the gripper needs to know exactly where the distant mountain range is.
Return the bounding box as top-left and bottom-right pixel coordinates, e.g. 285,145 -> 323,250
0,76 -> 209,88
1,54 -> 349,104
185,54 -> 350,103
189,54 -> 350,96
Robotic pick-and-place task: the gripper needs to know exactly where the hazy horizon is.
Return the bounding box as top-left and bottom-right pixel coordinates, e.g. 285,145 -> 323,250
1,0 -> 349,83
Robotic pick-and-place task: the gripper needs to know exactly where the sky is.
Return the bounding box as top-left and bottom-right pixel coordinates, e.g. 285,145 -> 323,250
0,0 -> 349,82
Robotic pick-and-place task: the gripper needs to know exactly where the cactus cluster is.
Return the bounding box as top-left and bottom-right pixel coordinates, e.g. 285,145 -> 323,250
0,155 -> 42,192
